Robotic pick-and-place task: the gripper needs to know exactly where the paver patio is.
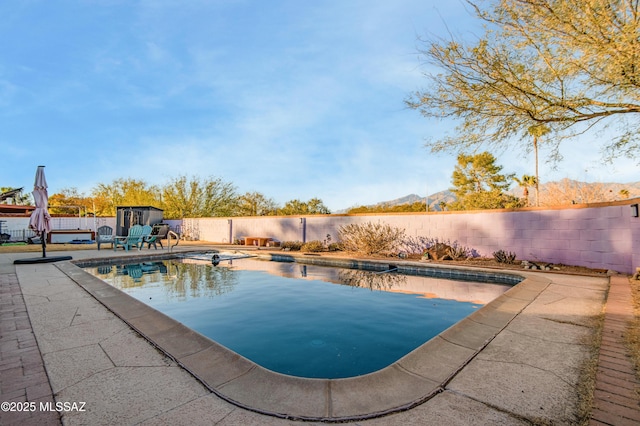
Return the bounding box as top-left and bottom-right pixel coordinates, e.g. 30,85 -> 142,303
0,246 -> 638,425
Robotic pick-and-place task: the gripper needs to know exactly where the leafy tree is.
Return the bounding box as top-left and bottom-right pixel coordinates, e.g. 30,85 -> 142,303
345,205 -> 369,214
398,202 -> 428,212
91,194 -> 114,218
407,0 -> 640,163
236,191 -> 278,216
48,188 -> 93,215
306,198 -> 331,214
91,178 -> 161,216
347,202 -> 427,214
161,175 -> 238,219
449,152 -> 522,210
278,198 -> 331,215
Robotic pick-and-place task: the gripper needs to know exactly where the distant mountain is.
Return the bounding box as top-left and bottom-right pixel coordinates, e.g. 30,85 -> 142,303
336,180 -> 640,213
379,194 -> 424,205
422,191 -> 456,211
336,190 -> 455,213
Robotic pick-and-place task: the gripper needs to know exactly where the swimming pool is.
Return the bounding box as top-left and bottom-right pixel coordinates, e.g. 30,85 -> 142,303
83,253 -> 514,379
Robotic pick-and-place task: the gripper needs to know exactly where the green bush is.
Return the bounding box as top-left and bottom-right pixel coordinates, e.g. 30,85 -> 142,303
301,240 -> 324,252
338,222 -> 406,255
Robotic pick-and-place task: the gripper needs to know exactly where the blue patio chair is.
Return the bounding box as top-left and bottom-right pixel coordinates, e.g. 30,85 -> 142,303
114,224 -> 144,251
96,225 -> 114,250
138,225 -> 153,249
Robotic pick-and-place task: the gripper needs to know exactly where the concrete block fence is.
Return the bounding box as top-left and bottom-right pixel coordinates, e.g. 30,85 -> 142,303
2,199 -> 638,273
182,198 -> 640,274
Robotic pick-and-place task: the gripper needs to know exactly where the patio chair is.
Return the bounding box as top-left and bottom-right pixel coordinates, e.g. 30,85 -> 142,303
138,225 -> 153,249
114,224 -> 144,251
96,225 -> 114,250
143,224 -> 170,249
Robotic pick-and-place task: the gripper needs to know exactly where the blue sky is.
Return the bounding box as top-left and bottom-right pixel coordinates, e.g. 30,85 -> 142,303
1,1 -> 637,212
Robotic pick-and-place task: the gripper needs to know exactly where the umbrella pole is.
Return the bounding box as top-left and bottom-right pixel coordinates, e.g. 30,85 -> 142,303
41,231 -> 47,258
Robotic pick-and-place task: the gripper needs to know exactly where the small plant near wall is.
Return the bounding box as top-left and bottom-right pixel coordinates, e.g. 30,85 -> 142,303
422,242 -> 454,260
327,242 -> 343,252
301,240 -> 324,252
321,234 -> 343,252
447,243 -> 471,260
281,241 -> 303,251
493,249 -> 517,264
338,222 -> 406,256
403,236 -> 475,261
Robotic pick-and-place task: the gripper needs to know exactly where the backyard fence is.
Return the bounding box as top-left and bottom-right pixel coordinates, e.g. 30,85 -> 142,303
1,199 -> 639,274
0,228 -> 37,243
0,217 -> 182,244
181,198 -> 640,275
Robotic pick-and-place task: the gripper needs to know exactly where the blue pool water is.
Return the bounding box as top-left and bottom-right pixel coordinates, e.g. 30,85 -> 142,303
84,256 -> 511,378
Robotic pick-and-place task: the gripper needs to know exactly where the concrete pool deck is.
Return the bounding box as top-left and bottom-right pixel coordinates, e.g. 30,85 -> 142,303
0,245 -> 629,424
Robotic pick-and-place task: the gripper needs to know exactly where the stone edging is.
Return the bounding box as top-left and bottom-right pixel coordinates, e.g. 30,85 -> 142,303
55,254 -> 549,422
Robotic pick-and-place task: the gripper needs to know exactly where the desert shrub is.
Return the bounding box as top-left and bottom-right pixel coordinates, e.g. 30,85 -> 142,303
447,243 -> 471,260
403,236 -> 475,260
402,235 -> 436,254
281,241 -> 303,251
422,242 -> 472,261
493,249 -> 517,264
422,242 -> 453,261
338,222 -> 406,255
301,240 -> 324,252
327,242 -> 343,252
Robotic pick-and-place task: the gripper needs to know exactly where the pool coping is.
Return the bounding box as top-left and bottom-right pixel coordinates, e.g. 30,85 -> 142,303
57,252 -> 550,422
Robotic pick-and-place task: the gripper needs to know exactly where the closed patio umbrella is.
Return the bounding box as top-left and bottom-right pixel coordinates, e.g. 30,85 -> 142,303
15,166 -> 71,264
29,166 -> 51,257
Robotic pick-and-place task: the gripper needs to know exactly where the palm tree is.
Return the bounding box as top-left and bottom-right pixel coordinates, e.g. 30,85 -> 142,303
527,125 -> 550,206
513,175 -> 537,206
